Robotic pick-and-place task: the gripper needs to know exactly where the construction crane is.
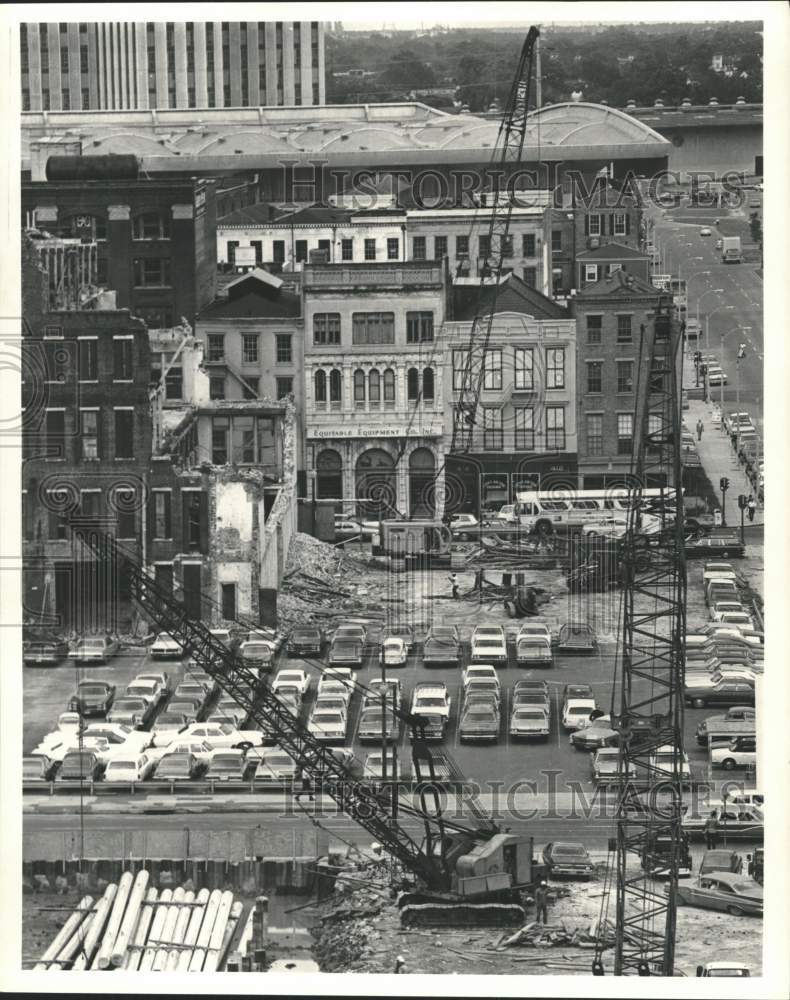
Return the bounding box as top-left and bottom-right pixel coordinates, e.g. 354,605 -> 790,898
71,525 -> 545,927
451,25 -> 540,454
593,300 -> 687,975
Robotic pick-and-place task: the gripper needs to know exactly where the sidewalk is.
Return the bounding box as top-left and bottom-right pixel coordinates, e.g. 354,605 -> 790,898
684,397 -> 764,527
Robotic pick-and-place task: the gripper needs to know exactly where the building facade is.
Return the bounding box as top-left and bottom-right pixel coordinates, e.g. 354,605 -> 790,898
575,243 -> 651,290
23,169 -> 218,329
20,20 -> 326,111
570,269 -> 675,488
444,275 -> 577,512
302,262 -> 449,518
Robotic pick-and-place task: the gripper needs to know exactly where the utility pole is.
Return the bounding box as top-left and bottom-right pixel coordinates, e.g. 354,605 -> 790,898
720,477 -> 730,527
737,494 -> 747,545
735,341 -> 747,458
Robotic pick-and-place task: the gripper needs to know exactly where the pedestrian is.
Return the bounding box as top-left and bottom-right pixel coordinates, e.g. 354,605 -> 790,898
746,854 -> 755,877
394,955 -> 407,974
703,811 -> 719,850
747,494 -> 757,522
448,573 -> 459,599
534,880 -> 549,924
696,418 -> 704,441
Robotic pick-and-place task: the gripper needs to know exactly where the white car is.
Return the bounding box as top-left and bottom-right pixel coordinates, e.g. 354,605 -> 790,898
318,668 -> 357,695
562,698 -> 598,732
125,677 -> 167,707
177,722 -> 264,749
699,227 -> 712,236
650,746 -> 692,785
470,626 -> 508,666
706,366 -> 728,386
209,628 -> 233,646
381,637 -> 408,667
315,680 -> 352,705
710,735 -> 756,771
462,664 -> 500,690
149,738 -> 214,763
52,712 -> 82,736
254,746 -> 300,784
710,600 -> 746,621
150,632 -> 184,659
581,517 -> 630,539
308,706 -> 348,742
82,723 -> 153,754
450,513 -> 479,540
272,669 -> 311,698
411,683 -> 451,719
517,622 -> 554,643
363,750 -> 407,781
103,752 -> 157,783
494,505 -> 517,524
150,712 -> 190,747
718,611 -> 754,630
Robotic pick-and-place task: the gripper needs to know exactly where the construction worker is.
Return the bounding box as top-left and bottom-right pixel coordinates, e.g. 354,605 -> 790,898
394,955 -> 407,974
534,880 -> 549,924
703,811 -> 719,850
448,573 -> 460,599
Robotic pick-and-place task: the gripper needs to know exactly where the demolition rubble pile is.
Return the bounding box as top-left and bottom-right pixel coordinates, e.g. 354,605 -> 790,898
496,918 -> 615,951
32,871 -> 246,972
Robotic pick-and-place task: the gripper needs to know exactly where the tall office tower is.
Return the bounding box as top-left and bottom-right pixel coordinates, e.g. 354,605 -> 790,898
20,20 -> 326,111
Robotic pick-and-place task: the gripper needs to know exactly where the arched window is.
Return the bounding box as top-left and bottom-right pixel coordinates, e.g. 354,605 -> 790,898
330,369 -> 342,402
383,368 -> 396,403
354,369 -> 366,404
407,368 -> 420,401
314,369 -> 326,403
368,368 -> 380,403
422,367 -> 435,401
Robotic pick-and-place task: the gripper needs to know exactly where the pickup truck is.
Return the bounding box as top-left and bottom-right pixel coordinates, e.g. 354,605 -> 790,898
328,636 -> 364,669
410,683 -> 451,740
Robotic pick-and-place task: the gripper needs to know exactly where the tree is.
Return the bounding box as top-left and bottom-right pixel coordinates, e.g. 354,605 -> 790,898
380,47 -> 436,88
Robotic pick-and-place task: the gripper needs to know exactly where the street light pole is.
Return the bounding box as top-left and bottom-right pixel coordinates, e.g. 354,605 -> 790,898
705,303 -> 735,355
735,340 -> 748,458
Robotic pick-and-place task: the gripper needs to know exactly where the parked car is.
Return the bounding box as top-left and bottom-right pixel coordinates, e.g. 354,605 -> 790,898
67,680 -> 116,716
557,622 -> 596,654
214,697 -> 247,727
307,706 -> 348,743
509,704 -> 550,740
254,746 -> 300,785
684,803 -> 764,842
696,961 -> 752,978
82,723 -> 153,754
176,722 -> 264,749
317,669 -> 357,698
381,637 -> 408,667
676,873 -> 762,916
561,684 -> 598,731
710,734 -> 757,770
493,504 -> 517,524
581,517 -> 630,539
272,669 -> 311,698
699,227 -> 711,236
149,632 -> 183,659
542,842 -> 595,879
570,718 -> 619,751
184,669 -> 218,697
650,745 -> 692,786
460,699 -> 501,742
104,752 -> 157,783
168,698 -> 203,725
515,635 -> 554,668
363,749 -> 409,782
358,706 -> 400,743
208,628 -> 234,648
23,754 -> 59,781
287,626 -> 323,657
592,748 -> 635,786
422,629 -> 461,666
364,677 -> 402,711
706,366 -> 728,387
696,706 -> 756,746
72,635 -> 119,664
513,679 -> 551,710
332,624 -> 367,644
685,534 -> 745,558
449,513 -> 479,539
410,683 -> 451,740
107,697 -> 156,729
710,600 -> 746,621
684,671 -> 755,709
718,611 -> 755,631
238,639 -> 276,673
470,626 -> 508,666
57,750 -> 105,781
135,671 -> 173,698
206,748 -> 255,781
150,712 -> 189,747
125,677 -> 168,708
173,681 -> 210,710
464,678 -> 501,702
154,751 -> 205,781
23,634 -> 70,666
516,622 -> 554,644
462,663 -> 500,690
699,850 -> 743,877
273,686 -> 303,716
328,637 -> 364,669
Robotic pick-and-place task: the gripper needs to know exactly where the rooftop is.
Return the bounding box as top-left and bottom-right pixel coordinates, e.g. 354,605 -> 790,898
573,269 -> 664,299
576,242 -> 650,261
199,269 -> 301,320
452,273 -> 570,321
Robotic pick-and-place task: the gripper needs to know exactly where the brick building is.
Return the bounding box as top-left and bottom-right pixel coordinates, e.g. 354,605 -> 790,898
570,269 -> 676,487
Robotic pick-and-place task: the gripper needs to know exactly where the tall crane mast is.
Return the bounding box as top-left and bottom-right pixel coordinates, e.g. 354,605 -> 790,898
594,300 -> 687,975
451,26 -> 540,454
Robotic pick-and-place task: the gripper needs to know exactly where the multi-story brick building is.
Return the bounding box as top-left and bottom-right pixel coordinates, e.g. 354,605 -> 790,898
23,163 -> 217,329
570,269 -> 676,488
444,274 -> 577,512
302,261 -> 449,518
575,243 -> 650,290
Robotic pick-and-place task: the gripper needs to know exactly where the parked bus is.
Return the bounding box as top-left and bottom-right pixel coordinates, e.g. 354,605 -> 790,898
514,487 -> 679,536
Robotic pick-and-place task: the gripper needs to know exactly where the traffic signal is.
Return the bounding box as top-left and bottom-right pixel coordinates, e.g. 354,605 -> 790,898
694,351 -> 702,364
738,494 -> 748,509
720,477 -> 730,492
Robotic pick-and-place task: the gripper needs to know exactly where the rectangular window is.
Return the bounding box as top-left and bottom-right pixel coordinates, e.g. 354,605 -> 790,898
478,234 -> 491,258
116,494 -> 136,539
241,377 -> 259,400
647,413 -> 663,452
275,334 -> 292,364
78,339 -> 98,381
617,413 -> 634,454
586,361 -> 603,394
617,360 -> 634,393
233,416 -> 256,464
483,408 -> 503,450
165,367 -> 183,400
434,235 -> 448,260
133,214 -> 170,240
522,266 -> 537,288
614,213 -> 627,236
114,410 -> 134,459
80,410 -> 99,460
551,230 -> 562,254
79,491 -> 100,520
586,414 -> 603,456
412,236 -> 426,261
588,214 -> 602,236
276,376 -> 293,399
522,233 -> 536,257
273,240 -> 286,263
242,334 -> 258,364
133,258 -> 171,286
584,264 -> 598,283
182,491 -> 207,551
500,234 -> 513,257
113,338 -> 133,381
452,350 -> 471,391
313,313 -> 341,345
455,235 -> 469,259
514,348 -> 534,391
546,406 -> 566,450
617,314 -> 633,343
221,583 -> 237,621
406,312 -> 434,344
250,240 -> 263,264
48,499 -> 68,540
364,238 -> 376,261
295,239 -> 308,263
341,238 -> 353,261
586,314 -> 602,344
209,375 -> 225,400
207,334 -> 225,361
483,350 -> 502,391
352,313 -> 395,345
514,407 -> 534,450
387,237 -> 399,260
153,491 -> 172,539
212,417 -> 229,463
546,348 -> 565,389
45,410 -> 66,457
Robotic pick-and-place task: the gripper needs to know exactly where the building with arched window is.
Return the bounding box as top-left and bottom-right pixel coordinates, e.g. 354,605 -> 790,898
303,260 -> 448,517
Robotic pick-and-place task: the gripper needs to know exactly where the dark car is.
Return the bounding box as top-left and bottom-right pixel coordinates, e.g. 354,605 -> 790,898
685,534 -> 745,559
107,697 -> 156,729
700,849 -> 743,877
570,718 -> 619,751
423,632 -> 461,667
684,671 -> 755,709
154,751 -> 204,781
23,634 -> 70,667
358,706 -> 400,744
23,754 -> 59,781
459,701 -> 501,742
328,637 -> 364,669
287,626 -> 323,657
67,681 -> 116,716
57,750 -> 105,782
206,749 -> 255,781
168,698 -> 203,724
542,841 -> 595,880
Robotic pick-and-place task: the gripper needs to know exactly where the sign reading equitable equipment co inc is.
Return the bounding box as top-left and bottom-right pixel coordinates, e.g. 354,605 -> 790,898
307,425 -> 442,439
